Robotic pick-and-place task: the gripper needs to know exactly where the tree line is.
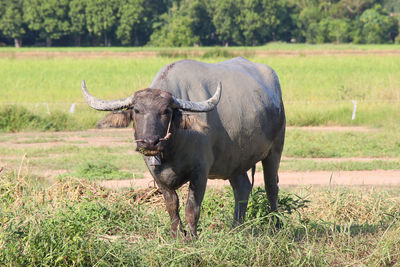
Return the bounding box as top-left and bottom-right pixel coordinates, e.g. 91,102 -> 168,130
0,0 -> 399,48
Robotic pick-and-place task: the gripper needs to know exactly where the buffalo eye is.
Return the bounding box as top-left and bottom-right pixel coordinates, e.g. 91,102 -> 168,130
133,108 -> 140,114
161,108 -> 171,116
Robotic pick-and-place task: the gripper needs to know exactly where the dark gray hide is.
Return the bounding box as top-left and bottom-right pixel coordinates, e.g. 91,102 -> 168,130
147,57 -> 285,238
85,57 -> 285,239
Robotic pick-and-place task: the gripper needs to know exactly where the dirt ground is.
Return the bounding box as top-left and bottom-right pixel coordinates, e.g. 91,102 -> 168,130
2,127 -> 399,189
96,126 -> 400,188
99,168 -> 400,189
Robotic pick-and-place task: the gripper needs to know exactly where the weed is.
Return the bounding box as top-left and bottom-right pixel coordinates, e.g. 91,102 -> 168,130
246,187 -> 310,225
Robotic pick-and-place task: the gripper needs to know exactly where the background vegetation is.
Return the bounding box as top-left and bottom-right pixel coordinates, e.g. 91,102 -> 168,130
0,0 -> 399,47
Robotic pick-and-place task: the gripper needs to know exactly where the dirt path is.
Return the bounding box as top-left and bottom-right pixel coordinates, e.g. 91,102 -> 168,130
99,169 -> 400,190
1,126 -> 374,149
3,127 -> 398,189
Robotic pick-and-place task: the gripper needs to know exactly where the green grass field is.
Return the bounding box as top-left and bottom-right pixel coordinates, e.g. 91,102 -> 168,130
1,46 -> 400,265
1,46 -> 400,130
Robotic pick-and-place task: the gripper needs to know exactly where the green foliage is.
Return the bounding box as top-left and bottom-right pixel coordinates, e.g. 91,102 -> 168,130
68,0 -> 86,37
85,0 -> 118,46
294,0 -> 398,44
186,0 -> 215,46
0,0 -> 25,47
0,0 -> 398,46
23,0 -> 70,46
359,5 -> 399,43
0,105 -> 75,132
246,187 -> 310,224
324,18 -> 352,43
212,0 -> 243,46
116,0 -> 145,45
149,2 -> 199,47
384,0 -> 400,12
238,0 -> 294,45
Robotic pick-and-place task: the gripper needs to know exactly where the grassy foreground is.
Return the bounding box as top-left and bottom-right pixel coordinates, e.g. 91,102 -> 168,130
0,170 -> 399,266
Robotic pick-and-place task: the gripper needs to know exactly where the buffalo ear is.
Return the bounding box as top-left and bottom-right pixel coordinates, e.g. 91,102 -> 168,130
95,110 -> 133,129
176,113 -> 208,132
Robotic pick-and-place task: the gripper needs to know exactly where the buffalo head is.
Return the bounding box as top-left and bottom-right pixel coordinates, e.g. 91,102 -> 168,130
81,80 -> 221,156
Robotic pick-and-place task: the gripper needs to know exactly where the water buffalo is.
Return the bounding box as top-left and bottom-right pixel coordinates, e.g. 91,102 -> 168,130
81,57 -> 285,239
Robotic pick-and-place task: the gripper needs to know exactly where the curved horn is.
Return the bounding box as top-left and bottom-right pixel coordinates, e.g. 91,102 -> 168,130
81,80 -> 135,111
172,82 -> 222,112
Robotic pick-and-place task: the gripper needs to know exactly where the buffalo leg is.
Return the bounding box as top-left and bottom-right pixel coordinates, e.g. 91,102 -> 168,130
262,137 -> 284,226
185,176 -> 207,240
229,173 -> 252,226
161,187 -> 185,238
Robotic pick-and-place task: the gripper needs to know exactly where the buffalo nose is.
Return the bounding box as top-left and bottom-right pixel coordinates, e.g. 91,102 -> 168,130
142,136 -> 160,148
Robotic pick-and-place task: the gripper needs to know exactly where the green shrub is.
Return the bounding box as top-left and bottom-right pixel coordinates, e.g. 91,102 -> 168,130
246,187 -> 310,225
0,105 -> 74,132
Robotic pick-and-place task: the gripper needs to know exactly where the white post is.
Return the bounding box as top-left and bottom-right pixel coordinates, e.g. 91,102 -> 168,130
351,100 -> 357,120
69,103 -> 76,113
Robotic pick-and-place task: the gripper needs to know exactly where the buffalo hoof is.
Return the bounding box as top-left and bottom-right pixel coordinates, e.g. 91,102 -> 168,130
270,213 -> 283,229
184,232 -> 198,242
170,229 -> 187,239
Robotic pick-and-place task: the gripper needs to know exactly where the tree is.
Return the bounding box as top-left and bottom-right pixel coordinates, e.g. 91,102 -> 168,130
237,0 -> 294,45
85,0 -> 118,46
185,0 -> 215,45
23,0 -> 70,47
213,0 -> 243,46
149,2 -> 199,47
238,0 -> 267,45
383,0 -> 400,13
116,0 -> 145,46
0,0 -> 25,47
136,0 -> 176,46
326,18 -> 351,43
335,0 -> 382,19
359,4 -> 399,43
69,0 -> 86,46
297,5 -> 324,42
